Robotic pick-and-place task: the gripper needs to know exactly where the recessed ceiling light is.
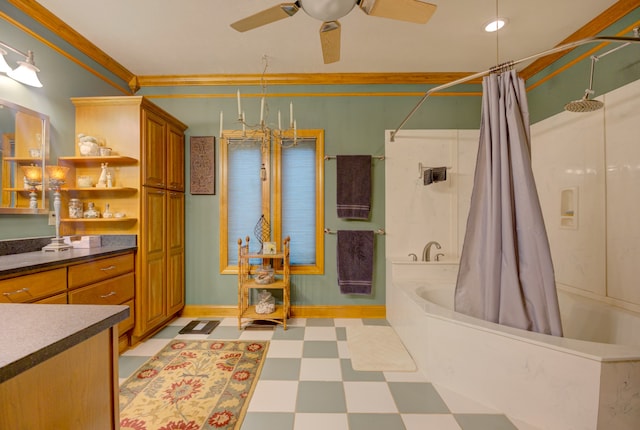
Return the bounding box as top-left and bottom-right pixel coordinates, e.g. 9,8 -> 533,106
485,18 -> 507,32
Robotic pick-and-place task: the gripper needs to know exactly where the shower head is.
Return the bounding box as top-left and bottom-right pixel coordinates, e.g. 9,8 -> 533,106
564,92 -> 604,112
564,55 -> 604,113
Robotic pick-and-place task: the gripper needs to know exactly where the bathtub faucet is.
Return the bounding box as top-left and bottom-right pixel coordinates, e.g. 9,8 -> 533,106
422,241 -> 441,261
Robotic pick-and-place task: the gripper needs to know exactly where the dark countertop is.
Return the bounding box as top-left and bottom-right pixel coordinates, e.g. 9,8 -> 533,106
0,303 -> 129,383
0,236 -> 136,278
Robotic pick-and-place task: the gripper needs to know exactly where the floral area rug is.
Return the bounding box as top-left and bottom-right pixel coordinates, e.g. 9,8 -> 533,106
119,339 -> 269,430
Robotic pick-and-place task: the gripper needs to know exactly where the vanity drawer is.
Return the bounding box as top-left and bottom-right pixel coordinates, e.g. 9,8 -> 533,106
68,253 -> 134,289
0,268 -> 67,303
36,292 -> 68,304
68,272 -> 134,305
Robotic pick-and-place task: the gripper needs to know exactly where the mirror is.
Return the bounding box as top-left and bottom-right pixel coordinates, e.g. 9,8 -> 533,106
0,99 -> 49,214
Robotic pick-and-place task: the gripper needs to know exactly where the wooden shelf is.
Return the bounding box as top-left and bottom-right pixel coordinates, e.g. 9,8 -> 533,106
3,157 -> 45,164
241,279 -> 288,290
61,187 -> 137,193
61,217 -> 136,223
3,188 -> 43,192
240,305 -> 286,321
238,236 -> 290,330
58,156 -> 138,166
244,251 -> 287,259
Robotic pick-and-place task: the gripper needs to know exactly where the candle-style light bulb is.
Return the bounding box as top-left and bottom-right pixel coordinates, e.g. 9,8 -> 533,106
237,90 -> 242,119
260,97 -> 265,125
289,102 -> 294,128
219,111 -> 223,138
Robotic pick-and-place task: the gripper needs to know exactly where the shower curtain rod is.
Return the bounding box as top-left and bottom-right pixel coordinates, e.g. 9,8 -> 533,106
390,35 -> 640,142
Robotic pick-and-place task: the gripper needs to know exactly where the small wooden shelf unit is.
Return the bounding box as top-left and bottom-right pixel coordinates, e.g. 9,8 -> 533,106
237,236 -> 290,330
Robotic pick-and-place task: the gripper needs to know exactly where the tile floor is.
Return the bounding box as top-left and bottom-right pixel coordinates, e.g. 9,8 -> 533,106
119,317 -> 540,430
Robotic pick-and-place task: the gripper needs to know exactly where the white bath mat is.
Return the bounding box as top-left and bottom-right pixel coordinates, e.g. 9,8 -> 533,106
347,325 -> 416,372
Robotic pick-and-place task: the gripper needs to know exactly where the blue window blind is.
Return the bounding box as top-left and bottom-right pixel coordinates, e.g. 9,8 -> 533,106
282,139 -> 316,265
227,141 -> 262,265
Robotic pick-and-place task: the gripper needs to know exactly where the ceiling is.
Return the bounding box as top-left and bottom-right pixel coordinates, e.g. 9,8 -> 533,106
33,0 -> 621,77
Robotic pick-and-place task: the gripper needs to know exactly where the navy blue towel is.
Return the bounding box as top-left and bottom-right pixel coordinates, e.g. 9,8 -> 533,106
337,230 -> 374,295
336,155 -> 371,219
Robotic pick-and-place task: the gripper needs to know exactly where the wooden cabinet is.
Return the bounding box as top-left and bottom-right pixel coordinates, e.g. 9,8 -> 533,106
0,268 -> 66,303
57,155 -> 138,230
0,251 -> 135,352
238,236 -> 290,330
68,252 -> 136,351
68,96 -> 187,345
0,306 -> 123,429
167,191 -> 185,314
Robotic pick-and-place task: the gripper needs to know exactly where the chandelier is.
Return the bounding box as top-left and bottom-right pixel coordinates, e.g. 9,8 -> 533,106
219,56 -> 298,148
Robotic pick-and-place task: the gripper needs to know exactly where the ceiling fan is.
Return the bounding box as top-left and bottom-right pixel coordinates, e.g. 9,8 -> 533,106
230,0 -> 437,64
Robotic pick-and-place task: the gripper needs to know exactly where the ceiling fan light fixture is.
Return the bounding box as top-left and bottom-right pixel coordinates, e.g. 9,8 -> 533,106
299,0 -> 357,22
484,18 -> 507,32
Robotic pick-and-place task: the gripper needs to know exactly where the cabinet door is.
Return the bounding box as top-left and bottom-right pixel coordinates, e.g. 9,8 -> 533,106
167,123 -> 185,192
142,109 -> 166,188
138,187 -> 167,335
167,191 -> 185,314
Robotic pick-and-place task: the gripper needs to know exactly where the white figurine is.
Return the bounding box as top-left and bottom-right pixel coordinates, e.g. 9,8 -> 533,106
97,162 -> 108,188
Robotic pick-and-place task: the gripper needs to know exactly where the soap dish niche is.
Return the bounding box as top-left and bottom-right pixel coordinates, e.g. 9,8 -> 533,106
560,187 -> 578,229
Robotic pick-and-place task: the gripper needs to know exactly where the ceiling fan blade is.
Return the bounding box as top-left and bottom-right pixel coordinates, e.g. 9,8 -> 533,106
358,0 -> 436,24
319,21 -> 341,64
231,3 -> 300,32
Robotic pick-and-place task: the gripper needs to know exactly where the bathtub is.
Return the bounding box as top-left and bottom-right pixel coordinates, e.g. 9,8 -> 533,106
387,260 -> 640,430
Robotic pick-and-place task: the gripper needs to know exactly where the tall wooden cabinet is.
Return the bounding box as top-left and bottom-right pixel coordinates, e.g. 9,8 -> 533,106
67,96 -> 188,346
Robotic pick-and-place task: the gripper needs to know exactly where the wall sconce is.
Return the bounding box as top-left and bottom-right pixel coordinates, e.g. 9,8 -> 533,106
20,165 -> 42,210
42,165 -> 71,252
0,41 -> 43,88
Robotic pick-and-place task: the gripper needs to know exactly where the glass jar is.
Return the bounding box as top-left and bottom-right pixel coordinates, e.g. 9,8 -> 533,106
83,201 -> 100,218
68,199 -> 83,219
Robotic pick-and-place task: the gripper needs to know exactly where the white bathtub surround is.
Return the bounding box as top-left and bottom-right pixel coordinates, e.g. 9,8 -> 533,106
532,78 -> 640,310
384,129 -> 479,265
387,261 -> 640,430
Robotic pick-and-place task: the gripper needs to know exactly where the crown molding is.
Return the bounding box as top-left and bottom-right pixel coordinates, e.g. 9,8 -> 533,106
9,0 -> 637,90
8,0 -> 135,87
135,72 -> 480,87
520,0 -> 640,80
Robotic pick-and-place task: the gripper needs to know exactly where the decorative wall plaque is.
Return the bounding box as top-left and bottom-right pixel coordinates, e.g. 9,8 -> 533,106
190,136 -> 215,195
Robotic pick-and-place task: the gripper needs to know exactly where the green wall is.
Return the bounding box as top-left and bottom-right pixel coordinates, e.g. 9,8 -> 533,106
137,86 -> 482,306
0,1 -> 126,238
1,2 -> 639,308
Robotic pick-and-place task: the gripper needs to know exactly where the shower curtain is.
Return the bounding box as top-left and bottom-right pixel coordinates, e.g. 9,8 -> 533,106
454,69 -> 563,337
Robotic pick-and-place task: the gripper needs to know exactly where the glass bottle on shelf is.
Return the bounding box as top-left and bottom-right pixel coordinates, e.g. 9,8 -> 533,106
83,201 -> 100,218
68,199 -> 83,219
103,203 -> 113,218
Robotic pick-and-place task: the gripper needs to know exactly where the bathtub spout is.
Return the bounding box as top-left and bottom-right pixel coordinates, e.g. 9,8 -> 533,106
422,241 -> 441,261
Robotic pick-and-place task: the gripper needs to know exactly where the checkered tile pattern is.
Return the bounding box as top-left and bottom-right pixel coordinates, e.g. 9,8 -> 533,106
119,318 -> 539,430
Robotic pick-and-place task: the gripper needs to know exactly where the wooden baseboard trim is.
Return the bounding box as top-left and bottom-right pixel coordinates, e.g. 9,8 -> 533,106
180,305 -> 386,319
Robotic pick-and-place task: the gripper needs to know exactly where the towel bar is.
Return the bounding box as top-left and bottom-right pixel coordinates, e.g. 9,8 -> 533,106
324,228 -> 385,235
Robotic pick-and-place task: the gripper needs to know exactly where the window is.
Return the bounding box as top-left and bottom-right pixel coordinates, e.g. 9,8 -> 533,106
220,129 -> 324,274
